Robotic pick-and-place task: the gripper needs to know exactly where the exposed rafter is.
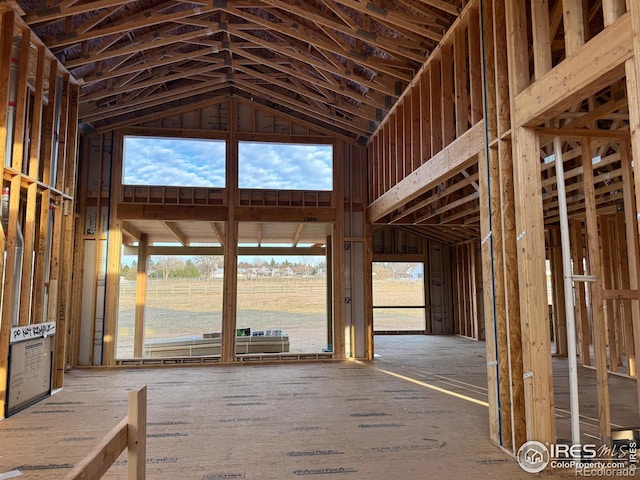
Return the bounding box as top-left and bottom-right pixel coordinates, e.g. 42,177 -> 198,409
17,0 -> 461,141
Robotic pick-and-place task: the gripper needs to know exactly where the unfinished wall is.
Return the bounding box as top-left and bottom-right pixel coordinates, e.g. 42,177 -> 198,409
366,0 -> 640,455
0,8 -> 79,417
72,99 -> 373,365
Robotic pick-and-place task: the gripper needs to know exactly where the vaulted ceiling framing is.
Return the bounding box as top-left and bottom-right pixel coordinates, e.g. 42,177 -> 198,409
18,0 -> 462,143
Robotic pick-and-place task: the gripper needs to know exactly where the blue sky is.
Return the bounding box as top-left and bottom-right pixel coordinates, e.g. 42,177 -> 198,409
123,136 -> 226,187
123,137 -> 333,190
238,142 -> 332,190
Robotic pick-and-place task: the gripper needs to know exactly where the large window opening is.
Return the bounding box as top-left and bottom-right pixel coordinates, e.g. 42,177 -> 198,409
236,255 -> 328,354
123,136 -> 226,187
238,142 -> 332,190
373,262 -> 426,333
116,252 -> 224,358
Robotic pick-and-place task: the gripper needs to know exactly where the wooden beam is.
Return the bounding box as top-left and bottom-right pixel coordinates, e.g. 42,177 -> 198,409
624,2 -> 640,411
603,0 -> 627,26
103,134 -> 123,366
0,175 -> 21,418
65,28 -> 215,69
454,26 -> 469,137
515,13 -> 632,126
28,45 -> 46,180
570,220 -> 591,366
24,0 -> 131,24
128,386 -> 147,479
468,6 -> 482,125
478,145 -> 505,446
429,59 -> 443,155
32,190 -> 52,325
441,42 -> 456,146
222,100 -> 238,363
210,222 -> 224,246
511,125 -> 555,446
332,139 -> 346,359
19,183 -> 38,325
549,229 -> 567,356
581,138 -> 612,445
134,234 -> 148,358
121,221 -> 142,242
292,223 -> 304,247
163,221 -> 188,246
562,0 -> 585,56
54,199 -> 75,387
0,10 -> 14,168
64,418 -> 128,480
331,0 -> 443,41
367,121 -> 485,222
531,0 -> 552,79
10,30 -> 31,173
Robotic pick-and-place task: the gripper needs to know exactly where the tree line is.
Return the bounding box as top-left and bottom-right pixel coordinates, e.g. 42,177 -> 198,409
121,255 -> 324,281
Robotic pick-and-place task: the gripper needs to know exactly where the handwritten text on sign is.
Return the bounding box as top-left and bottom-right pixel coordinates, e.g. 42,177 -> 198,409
10,322 -> 56,344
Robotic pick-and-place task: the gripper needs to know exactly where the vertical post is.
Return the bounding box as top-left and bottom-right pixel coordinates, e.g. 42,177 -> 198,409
28,45 -> 46,180
134,234 -> 148,358
620,141 -> 640,392
104,133 -> 123,366
600,216 -> 619,371
614,211 -> 633,375
506,0 -> 555,446
429,59 -> 442,156
33,189 -> 52,324
441,43 -> 455,147
531,0 -> 552,79
553,136 -> 581,446
550,228 -> 568,356
222,100 -> 238,363
478,146 -> 505,447
625,0 -> 640,414
602,0 -> 626,27
326,235 -> 333,351
562,0 -> 585,56
0,174 -> 22,418
333,140 -> 345,359
454,25 -> 469,136
128,386 -> 147,480
10,30 -> 30,173
581,138 -> 612,445
512,126 -> 556,445
0,9 -> 14,167
570,220 -> 591,366
19,183 -> 38,325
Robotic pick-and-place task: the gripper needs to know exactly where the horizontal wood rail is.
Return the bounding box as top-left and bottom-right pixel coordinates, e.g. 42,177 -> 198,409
65,386 -> 147,480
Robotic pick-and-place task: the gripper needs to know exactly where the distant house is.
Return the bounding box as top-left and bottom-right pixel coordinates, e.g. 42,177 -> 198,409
282,267 -> 294,277
257,267 -> 271,277
212,268 -> 224,279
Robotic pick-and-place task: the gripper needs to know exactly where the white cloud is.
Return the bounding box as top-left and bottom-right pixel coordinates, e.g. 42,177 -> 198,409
123,136 -> 226,187
239,142 -> 333,190
123,137 -> 333,191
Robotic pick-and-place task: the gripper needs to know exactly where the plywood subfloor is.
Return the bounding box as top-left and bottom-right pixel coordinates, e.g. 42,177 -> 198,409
1,335 -> 632,479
